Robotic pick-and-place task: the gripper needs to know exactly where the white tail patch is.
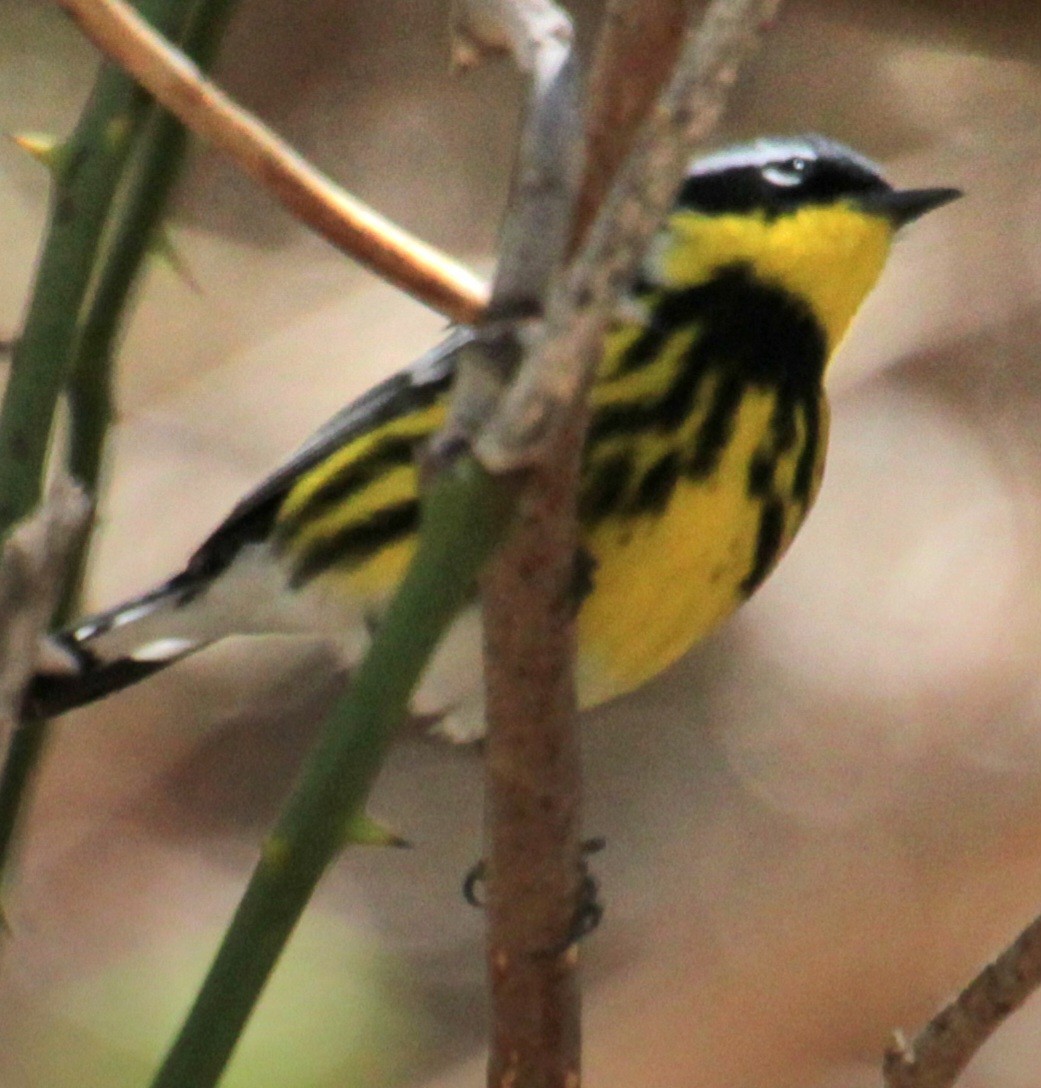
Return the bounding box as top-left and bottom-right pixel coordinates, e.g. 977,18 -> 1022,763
111,601 -> 162,629
72,600 -> 159,642
131,637 -> 197,663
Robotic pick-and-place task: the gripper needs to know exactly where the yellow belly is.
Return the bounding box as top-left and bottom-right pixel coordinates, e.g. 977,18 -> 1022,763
577,481 -> 760,705
576,390 -> 828,705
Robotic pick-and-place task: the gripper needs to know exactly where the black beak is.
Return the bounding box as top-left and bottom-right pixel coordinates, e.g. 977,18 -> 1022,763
861,186 -> 962,227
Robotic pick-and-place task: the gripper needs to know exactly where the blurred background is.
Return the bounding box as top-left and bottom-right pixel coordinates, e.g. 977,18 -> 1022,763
2,0 -> 1041,1085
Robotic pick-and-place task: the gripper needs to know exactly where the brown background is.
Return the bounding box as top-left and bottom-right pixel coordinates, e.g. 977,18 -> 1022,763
2,1 -> 1041,1085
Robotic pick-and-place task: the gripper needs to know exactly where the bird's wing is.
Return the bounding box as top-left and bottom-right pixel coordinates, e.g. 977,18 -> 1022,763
182,326 -> 474,584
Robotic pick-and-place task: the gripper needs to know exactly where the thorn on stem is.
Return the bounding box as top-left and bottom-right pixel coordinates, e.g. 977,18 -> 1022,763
9,132 -> 65,173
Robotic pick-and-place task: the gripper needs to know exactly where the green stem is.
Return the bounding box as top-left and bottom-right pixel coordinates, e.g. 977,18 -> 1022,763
151,458 -> 512,1088
62,0 -> 243,613
0,0 -> 196,535
0,0 -> 234,889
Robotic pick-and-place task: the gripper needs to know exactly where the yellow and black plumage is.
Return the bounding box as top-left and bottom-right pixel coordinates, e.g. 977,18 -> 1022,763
32,135 -> 959,739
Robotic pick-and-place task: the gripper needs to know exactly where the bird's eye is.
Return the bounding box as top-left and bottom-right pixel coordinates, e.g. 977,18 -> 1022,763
761,157 -> 810,188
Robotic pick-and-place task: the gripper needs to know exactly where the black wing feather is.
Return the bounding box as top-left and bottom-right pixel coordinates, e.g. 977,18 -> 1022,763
180,327 -> 472,587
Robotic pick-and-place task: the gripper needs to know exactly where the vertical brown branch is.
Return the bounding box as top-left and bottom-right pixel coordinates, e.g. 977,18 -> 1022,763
483,411 -> 588,1088
481,2 -> 769,1087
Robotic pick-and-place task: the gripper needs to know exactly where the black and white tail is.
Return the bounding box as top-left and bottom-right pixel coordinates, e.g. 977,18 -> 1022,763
27,570 -> 217,719
26,529 -> 368,720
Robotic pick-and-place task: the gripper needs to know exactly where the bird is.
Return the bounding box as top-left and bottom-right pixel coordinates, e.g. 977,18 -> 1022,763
29,135 -> 960,741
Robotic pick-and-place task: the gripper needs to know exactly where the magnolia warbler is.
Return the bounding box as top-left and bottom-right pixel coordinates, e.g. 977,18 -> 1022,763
31,136 -> 959,740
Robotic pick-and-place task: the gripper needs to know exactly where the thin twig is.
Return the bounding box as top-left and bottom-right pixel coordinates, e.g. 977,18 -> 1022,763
884,912 -> 1041,1088
448,3 -> 588,1085
54,0 -> 490,324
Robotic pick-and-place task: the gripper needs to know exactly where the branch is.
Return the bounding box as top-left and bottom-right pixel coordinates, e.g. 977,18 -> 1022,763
0,477 -> 90,891
0,0 -> 203,892
570,0 -> 699,248
63,0 -> 241,615
449,6 -> 588,1086
884,912 -> 1041,1088
152,0 -> 574,1077
54,0 -> 490,325
471,1 -> 782,1087
0,0 -> 196,536
0,476 -> 90,723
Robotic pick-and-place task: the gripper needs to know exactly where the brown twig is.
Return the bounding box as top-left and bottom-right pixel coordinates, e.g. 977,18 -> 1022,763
884,912 -> 1041,1088
54,0 -> 489,324
0,475 -> 90,894
570,0 -> 699,248
447,5 -> 588,1086
0,475 -> 90,723
478,1 -> 781,1086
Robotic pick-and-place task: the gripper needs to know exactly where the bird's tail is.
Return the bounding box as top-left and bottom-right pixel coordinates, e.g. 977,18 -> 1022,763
26,571 -> 213,719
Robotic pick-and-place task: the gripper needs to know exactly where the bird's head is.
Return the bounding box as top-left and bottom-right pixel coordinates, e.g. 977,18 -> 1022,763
651,135 -> 960,354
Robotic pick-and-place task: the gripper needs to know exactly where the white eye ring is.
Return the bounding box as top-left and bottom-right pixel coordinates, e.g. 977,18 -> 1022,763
762,158 -> 809,188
